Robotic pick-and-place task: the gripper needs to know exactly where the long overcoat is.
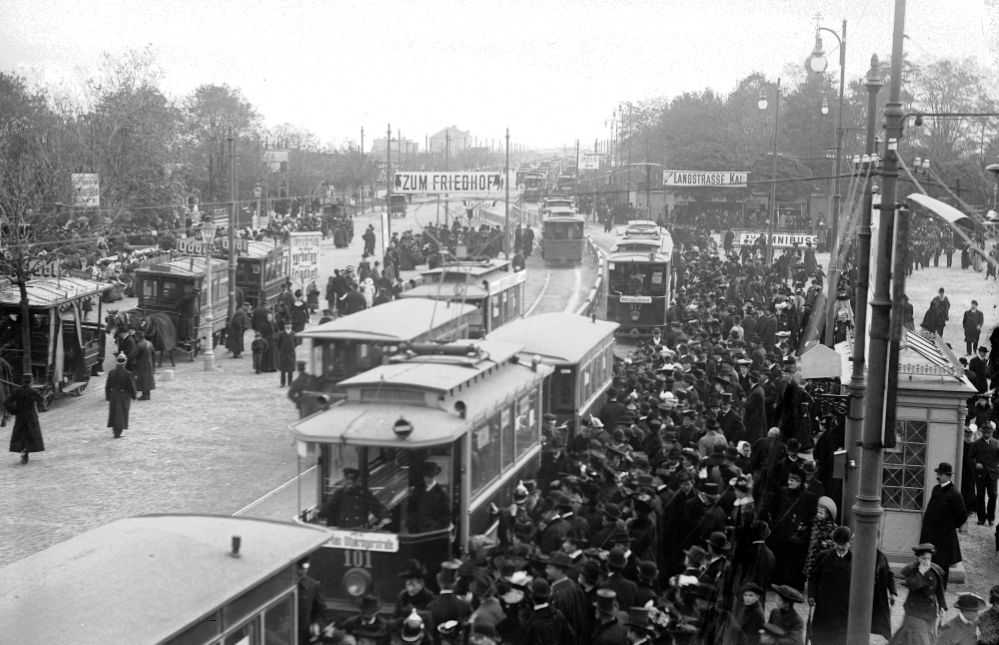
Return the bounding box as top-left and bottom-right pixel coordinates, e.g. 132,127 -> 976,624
807,549 -> 852,645
106,365 -> 136,429
742,383 -> 768,444
918,482 -> 966,574
130,338 -> 156,392
226,307 -> 247,355
5,385 -> 44,453
275,329 -> 297,372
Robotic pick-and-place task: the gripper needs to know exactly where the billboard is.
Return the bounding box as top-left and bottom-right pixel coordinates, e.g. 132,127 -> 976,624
663,170 -> 748,188
263,149 -> 289,172
72,174 -> 100,208
393,172 -> 505,195
289,231 -> 321,286
580,153 -> 602,170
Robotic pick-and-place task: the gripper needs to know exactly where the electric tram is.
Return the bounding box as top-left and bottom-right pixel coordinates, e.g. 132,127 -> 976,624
399,259 -> 525,337
487,312 -> 618,431
0,514 -> 333,645
522,173 -> 544,202
605,224 -> 674,339
293,298 -> 480,416
541,206 -> 586,265
233,239 -> 289,309
289,339 -> 552,614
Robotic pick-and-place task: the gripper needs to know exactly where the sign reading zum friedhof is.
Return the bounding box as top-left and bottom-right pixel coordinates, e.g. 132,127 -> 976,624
324,530 -> 399,552
394,172 -> 505,195
663,170 -> 748,188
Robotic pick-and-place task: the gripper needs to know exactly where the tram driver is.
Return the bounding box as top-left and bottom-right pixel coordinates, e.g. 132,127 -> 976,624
318,467 -> 387,530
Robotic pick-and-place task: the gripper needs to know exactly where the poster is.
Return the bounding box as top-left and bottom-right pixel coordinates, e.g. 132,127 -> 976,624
289,231 -> 321,286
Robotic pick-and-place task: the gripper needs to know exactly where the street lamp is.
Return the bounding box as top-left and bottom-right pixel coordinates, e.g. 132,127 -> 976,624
758,80 -> 781,263
253,183 -> 262,229
200,215 -> 217,371
808,19 -> 848,346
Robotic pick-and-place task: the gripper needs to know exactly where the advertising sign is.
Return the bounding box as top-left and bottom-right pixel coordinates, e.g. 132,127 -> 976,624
72,173 -> 100,208
176,237 -> 250,255
736,232 -> 817,249
394,171 -> 505,195
662,170 -> 748,188
289,231 -> 321,285
580,153 -> 602,170
262,149 -> 289,172
324,530 -> 399,552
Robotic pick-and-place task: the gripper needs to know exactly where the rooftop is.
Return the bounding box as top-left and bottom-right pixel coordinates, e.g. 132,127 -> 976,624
487,313 -> 619,364
0,277 -> 109,308
139,256 -> 227,277
298,299 -> 479,343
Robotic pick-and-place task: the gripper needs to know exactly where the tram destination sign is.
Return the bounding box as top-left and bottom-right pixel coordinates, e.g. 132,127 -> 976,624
662,170 -> 748,188
176,237 -> 250,255
394,171 -> 505,195
324,530 -> 399,552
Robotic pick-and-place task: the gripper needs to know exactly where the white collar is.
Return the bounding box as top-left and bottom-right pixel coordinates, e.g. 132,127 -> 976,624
425,480 -> 437,491
733,497 -> 753,507
939,481 -> 952,488
533,603 -> 549,610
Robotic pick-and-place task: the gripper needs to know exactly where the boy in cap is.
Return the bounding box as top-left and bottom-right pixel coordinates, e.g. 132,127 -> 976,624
251,331 -> 268,374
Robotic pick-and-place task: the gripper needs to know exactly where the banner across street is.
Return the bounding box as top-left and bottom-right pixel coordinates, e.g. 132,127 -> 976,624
393,171 -> 505,195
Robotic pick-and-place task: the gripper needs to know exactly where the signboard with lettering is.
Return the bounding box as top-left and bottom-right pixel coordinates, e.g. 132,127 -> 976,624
394,172 -> 505,195
662,170 -> 748,188
580,153 -> 602,170
289,231 -> 321,285
736,232 -> 817,249
462,200 -> 497,210
619,295 -> 653,304
176,237 -> 250,256
72,173 -> 100,208
324,530 -> 399,553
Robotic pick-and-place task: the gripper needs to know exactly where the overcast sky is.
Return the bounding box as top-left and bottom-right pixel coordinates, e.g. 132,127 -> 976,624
2,0 -> 998,151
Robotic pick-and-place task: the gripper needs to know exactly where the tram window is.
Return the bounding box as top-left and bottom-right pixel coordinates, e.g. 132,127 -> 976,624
514,389 -> 539,459
236,263 -> 250,283
501,406 -> 514,470
140,278 -> 156,300
224,617 -> 259,645
555,368 -> 574,411
471,414 -> 501,495
161,279 -> 179,301
263,593 -> 294,645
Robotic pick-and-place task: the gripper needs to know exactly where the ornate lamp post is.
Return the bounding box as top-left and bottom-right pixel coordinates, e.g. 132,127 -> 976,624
200,215 -> 217,371
758,81 -> 781,263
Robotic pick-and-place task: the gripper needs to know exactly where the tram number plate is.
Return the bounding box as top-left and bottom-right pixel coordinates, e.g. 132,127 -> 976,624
343,550 -> 374,569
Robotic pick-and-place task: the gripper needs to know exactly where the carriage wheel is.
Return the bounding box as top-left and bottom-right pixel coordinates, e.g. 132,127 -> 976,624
71,380 -> 88,397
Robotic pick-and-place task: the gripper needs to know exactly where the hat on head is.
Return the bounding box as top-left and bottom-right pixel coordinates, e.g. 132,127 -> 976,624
421,460 -> 442,477
707,531 -> 730,551
637,559 -> 658,580
470,573 -> 495,598
607,546 -> 629,569
684,545 -> 707,564
832,526 -> 853,545
741,583 -> 764,596
625,607 -> 653,632
817,496 -> 837,519
359,593 -> 381,615
342,467 -> 359,479
700,482 -> 720,497
787,438 -> 800,452
116,352 -> 127,363
912,543 -> 936,555
400,609 -> 425,642
399,559 -> 428,579
528,577 -> 551,600
770,584 -> 805,604
753,520 -> 771,540
934,462 -> 954,475
437,620 -> 460,636
580,560 -> 601,586
602,503 -> 623,521
724,446 -> 740,460
955,593 -> 987,612
593,588 -> 618,614
547,551 -> 575,570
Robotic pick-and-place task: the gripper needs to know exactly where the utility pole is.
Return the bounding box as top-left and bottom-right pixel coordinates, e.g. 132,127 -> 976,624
445,131 -> 450,227
227,133 -> 237,321
360,127 -> 365,215
842,57 -> 884,526
824,19 -> 848,346
386,123 -> 392,239
846,1 -> 906,642
505,128 -> 510,259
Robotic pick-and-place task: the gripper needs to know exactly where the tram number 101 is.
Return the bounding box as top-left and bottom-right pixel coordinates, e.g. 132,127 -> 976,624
343,549 -> 373,568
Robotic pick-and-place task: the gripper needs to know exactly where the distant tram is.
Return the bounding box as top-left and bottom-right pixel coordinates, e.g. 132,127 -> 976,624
293,298 -> 479,415
290,340 -> 552,614
0,514 -> 333,645
233,239 -> 289,309
487,312 -> 618,430
522,173 -> 544,202
605,222 -> 674,339
400,259 -> 525,337
541,206 -> 586,265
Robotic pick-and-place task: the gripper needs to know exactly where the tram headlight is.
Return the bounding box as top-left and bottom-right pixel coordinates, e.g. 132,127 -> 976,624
393,417 -> 414,439
630,311 -> 640,322
343,567 -> 373,597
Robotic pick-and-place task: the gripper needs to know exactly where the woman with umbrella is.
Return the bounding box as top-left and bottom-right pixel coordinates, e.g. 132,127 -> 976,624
4,373 -> 45,464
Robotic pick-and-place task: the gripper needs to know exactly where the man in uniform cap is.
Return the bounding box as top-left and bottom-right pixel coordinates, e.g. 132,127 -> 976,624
919,462 -> 967,588
407,461 -> 451,533
319,467 -> 386,529
106,352 -> 137,439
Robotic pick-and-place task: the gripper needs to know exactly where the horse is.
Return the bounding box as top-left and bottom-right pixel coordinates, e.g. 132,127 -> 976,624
105,309 -> 179,367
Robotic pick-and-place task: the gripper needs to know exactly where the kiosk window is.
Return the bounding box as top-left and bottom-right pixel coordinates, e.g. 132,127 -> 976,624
882,420 -> 927,511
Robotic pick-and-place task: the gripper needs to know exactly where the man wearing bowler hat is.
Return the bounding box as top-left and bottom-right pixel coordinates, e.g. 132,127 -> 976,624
542,551 -> 587,645
807,525 -> 853,645
918,462 -> 967,588
603,545 -> 638,610
407,460 -> 451,533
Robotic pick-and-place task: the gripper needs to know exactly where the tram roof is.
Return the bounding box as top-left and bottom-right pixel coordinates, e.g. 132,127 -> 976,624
240,239 -> 286,259
487,313 -> 619,364
0,514 -> 332,645
606,251 -> 672,263
544,207 -> 582,219
419,258 -> 512,278
0,277 -> 109,308
400,283 -> 489,300
298,299 -> 479,342
138,256 -> 228,277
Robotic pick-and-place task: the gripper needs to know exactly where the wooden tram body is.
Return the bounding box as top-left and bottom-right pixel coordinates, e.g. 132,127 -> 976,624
541,206 -> 586,265
0,277 -> 109,409
399,259 -> 525,337
132,257 -> 230,358
0,514 -> 333,645
605,222 -> 674,339
522,173 -> 544,202
294,298 -> 480,416
233,239 -> 289,309
487,312 -> 618,431
290,340 -> 552,614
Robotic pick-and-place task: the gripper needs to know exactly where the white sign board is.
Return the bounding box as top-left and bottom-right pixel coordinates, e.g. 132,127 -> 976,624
462,200 -> 497,210
394,172 -> 505,195
72,173 -> 100,208
580,153 -> 602,170
262,149 -> 289,172
487,270 -> 526,296
663,170 -> 748,188
288,231 -> 321,286
324,530 -> 399,552
619,295 -> 653,304
737,232 -> 818,248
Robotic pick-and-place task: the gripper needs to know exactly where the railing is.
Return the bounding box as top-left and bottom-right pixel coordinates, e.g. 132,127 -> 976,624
575,236 -> 606,316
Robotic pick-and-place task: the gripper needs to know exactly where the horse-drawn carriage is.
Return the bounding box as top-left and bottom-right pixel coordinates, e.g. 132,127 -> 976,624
0,277 -> 109,410
107,257 -> 229,365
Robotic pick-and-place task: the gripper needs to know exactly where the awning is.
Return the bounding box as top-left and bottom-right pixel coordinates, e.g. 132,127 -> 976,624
906,194 -> 975,228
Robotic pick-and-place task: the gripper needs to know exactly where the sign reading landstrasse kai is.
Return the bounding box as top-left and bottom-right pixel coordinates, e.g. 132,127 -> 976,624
394,172 -> 505,195
663,170 -> 749,188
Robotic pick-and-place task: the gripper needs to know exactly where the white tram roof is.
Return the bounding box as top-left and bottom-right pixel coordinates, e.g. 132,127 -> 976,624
298,298 -> 479,343
606,251 -> 673,263
0,514 -> 332,645
139,256 -> 228,277
0,277 -> 108,307
401,282 -> 489,300
487,313 -> 619,364
291,341 -> 552,447
239,238 -> 286,259
419,257 -> 512,279
544,207 -> 582,219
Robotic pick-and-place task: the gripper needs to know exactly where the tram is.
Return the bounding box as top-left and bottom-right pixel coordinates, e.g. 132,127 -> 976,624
293,298 -> 480,415
487,312 -> 618,431
289,339 -> 552,614
399,259 -> 525,337
522,172 -> 544,202
0,514 -> 333,645
234,239 -> 289,309
541,206 -> 586,265
605,225 -> 674,339
539,196 -> 576,218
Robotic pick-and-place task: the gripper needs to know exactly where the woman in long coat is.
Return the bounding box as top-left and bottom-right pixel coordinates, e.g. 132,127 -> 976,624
5,373 -> 44,464
130,332 -> 156,399
105,354 -> 136,438
225,303 -> 247,358
257,312 -> 278,372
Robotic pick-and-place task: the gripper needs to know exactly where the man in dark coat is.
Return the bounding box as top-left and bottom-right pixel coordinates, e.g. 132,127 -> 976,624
297,558 -> 330,645
226,302 -> 248,358
129,331 -> 156,400
932,287 -> 951,334
969,422 -> 999,526
807,525 -> 853,645
275,321 -> 297,387
251,301 -> 270,333
918,462 -> 967,588
524,579 -> 574,645
970,346 -> 990,393
116,327 -> 137,371
742,371 -> 768,444
545,552 -> 587,645
5,373 -> 44,464
522,226 -> 535,258
106,353 -> 136,438
407,461 -> 450,533
591,589 -> 627,645
176,288 -> 199,340
342,287 -> 367,315
319,467 -> 386,529
963,300 -> 984,355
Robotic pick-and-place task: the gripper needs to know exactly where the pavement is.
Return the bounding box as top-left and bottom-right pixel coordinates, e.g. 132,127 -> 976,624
0,196 -> 597,566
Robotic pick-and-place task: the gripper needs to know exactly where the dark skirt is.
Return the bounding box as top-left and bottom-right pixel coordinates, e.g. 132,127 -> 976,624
9,412 -> 44,453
